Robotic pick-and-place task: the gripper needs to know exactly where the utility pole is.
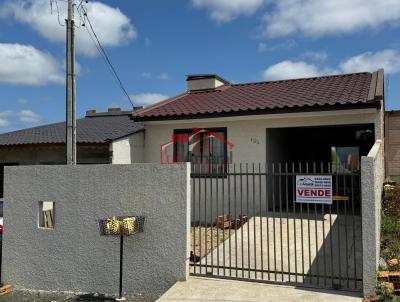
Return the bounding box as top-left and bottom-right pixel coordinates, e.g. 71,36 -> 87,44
66,0 -> 76,165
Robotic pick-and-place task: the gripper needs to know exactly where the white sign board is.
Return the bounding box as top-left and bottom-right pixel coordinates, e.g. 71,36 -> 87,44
295,175 -> 333,204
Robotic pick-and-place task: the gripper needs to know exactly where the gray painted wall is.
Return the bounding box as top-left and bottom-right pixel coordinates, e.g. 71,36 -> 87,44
2,164 -> 190,299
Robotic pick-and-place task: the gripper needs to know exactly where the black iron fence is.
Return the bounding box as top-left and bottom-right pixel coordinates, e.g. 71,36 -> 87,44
190,162 -> 362,291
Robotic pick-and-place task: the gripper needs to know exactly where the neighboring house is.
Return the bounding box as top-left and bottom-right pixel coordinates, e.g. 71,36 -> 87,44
133,71 -> 384,169
385,110 -> 400,182
0,108 -> 144,198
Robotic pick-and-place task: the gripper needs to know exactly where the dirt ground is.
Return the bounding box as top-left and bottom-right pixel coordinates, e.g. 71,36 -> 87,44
0,291 -> 153,302
191,226 -> 234,257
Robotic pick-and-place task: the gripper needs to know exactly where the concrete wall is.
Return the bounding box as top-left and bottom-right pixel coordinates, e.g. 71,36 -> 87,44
385,111 -> 400,182
142,109 -> 382,164
110,132 -> 144,164
2,164 -> 190,299
361,140 -> 384,297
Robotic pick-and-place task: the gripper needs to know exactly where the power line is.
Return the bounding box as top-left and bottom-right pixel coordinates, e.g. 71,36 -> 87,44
49,0 -> 65,27
81,5 -> 135,109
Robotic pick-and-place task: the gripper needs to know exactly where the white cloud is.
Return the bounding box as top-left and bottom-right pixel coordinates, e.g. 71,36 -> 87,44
258,42 -> 268,53
262,49 -> 400,81
141,72 -> 170,80
262,60 -> 321,80
19,110 -> 42,123
0,43 -> 63,85
130,93 -> 169,107
158,73 -> 170,80
141,72 -> 152,79
257,39 -> 297,52
1,0 -> 137,57
192,0 -> 266,22
263,0 -> 400,38
17,98 -> 29,105
0,111 -> 12,127
339,49 -> 400,74
302,51 -> 328,61
0,110 -> 42,128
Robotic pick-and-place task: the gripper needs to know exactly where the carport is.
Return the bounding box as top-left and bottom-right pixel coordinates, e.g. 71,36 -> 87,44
266,124 -> 375,168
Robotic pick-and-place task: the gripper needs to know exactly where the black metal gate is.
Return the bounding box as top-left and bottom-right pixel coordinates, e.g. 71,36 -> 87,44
190,162 -> 362,291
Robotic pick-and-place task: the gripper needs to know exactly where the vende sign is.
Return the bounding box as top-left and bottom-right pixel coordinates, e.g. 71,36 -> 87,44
295,175 -> 333,204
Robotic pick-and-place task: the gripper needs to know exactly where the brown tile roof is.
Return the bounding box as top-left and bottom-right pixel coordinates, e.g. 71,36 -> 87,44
135,71 -> 383,121
0,115 -> 143,147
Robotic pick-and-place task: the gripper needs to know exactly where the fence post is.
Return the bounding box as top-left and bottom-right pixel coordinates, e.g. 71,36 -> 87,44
361,141 -> 383,297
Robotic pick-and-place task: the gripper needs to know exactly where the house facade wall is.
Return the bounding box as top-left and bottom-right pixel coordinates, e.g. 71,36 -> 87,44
385,111 -> 400,182
3,164 -> 190,299
0,144 -> 110,165
111,132 -> 145,164
141,109 -> 382,164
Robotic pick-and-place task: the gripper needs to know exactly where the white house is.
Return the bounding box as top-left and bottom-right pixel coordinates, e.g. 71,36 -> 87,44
133,71 -> 384,167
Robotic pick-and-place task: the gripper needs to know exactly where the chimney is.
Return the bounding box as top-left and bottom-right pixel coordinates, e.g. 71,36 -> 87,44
85,109 -> 96,117
186,74 -> 229,91
108,107 -> 121,113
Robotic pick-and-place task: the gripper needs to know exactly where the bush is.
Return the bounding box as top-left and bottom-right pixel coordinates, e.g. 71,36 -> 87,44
381,185 -> 400,261
383,185 -> 400,217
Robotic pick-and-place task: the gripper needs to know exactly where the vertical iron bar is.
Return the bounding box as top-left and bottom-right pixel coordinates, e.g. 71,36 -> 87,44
266,163 -> 271,280
285,162 -> 291,283
336,164 -> 342,288
192,165 -> 196,274
358,172 -> 362,290
272,163 -> 277,281
344,172 -> 349,289
205,162 -> 208,273
279,163 -> 284,281
198,164 -> 202,275
241,163 -> 245,278
228,164 -> 232,277
351,173 -> 357,289
313,162 -> 319,286
299,162 -> 305,283
306,162 -> 312,284
253,163 -> 257,279
234,163 -> 238,277
259,163 -> 264,281
119,235 -> 123,300
246,163 -> 250,278
292,162 -> 298,283
210,160 -> 214,272
222,162 -> 226,276
328,162 -> 334,288
321,162 -> 327,288
216,160 -> 220,276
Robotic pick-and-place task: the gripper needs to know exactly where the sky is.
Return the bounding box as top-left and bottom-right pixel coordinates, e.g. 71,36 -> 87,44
0,0 -> 400,133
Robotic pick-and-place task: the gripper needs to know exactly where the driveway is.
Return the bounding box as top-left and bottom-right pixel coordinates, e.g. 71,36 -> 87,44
157,277 -> 362,302
191,213 -> 362,290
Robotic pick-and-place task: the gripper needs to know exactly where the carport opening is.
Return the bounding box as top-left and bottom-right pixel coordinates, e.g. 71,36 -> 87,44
266,124 -> 375,215
266,124 -> 375,170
